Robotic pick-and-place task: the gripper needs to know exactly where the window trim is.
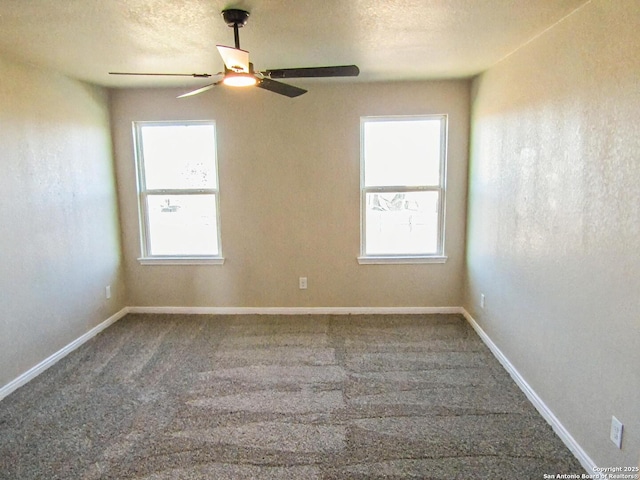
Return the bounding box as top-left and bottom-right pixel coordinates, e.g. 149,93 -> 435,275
133,120 -> 224,264
358,114 -> 448,264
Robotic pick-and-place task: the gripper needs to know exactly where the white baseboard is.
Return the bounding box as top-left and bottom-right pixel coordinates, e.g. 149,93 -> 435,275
0,307 -> 130,401
127,306 -> 462,315
460,308 -> 596,474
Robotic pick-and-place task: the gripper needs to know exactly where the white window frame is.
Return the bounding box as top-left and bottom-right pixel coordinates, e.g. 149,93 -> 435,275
358,114 -> 448,264
133,120 -> 224,265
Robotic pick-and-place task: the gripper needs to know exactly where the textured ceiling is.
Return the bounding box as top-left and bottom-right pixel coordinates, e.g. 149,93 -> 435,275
0,0 -> 588,88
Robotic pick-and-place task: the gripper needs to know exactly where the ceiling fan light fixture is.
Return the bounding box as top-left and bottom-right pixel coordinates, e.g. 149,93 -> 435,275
223,73 -> 257,87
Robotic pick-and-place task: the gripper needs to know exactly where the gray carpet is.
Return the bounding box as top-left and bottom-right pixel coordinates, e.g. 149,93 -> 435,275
0,313 -> 585,479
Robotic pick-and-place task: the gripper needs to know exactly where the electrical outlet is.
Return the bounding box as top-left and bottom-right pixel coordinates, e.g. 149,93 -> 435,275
105,285 -> 111,299
299,277 -> 308,290
610,416 -> 623,449
480,293 -> 485,309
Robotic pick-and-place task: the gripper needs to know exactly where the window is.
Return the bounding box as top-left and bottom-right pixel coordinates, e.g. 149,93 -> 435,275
359,115 -> 447,263
133,121 -> 223,264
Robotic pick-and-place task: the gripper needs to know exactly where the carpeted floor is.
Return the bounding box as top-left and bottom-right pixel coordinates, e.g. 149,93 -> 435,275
0,313 -> 585,479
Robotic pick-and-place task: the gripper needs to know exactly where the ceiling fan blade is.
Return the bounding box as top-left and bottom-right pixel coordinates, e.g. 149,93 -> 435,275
109,72 -> 212,78
262,65 -> 359,79
177,81 -> 222,99
216,45 -> 250,73
256,78 -> 307,98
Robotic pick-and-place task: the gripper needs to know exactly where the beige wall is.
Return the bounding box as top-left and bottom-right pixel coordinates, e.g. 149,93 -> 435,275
0,57 -> 125,388
110,80 -> 469,308
464,0 -> 639,468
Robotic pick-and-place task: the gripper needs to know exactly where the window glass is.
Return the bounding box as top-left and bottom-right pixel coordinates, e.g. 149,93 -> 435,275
365,191 -> 439,255
363,119 -> 441,187
140,124 -> 217,190
146,194 -> 219,256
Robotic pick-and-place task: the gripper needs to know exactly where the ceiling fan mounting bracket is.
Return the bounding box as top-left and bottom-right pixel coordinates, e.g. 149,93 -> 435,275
221,9 -> 250,28
221,9 -> 250,49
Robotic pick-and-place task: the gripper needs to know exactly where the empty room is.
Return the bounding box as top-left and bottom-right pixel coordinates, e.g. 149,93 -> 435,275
1,0 -> 638,478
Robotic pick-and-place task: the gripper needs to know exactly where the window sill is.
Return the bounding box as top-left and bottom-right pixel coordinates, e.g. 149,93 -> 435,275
357,255 -> 447,265
138,256 -> 225,266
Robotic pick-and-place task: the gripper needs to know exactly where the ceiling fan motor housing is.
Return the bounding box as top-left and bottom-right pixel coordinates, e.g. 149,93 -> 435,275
222,9 -> 250,28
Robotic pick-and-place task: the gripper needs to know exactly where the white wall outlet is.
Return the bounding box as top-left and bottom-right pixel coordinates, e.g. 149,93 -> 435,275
610,416 -> 623,449
105,285 -> 112,299
299,277 -> 308,290
480,293 -> 485,309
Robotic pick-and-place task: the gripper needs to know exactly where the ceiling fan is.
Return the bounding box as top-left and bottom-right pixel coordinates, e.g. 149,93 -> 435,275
110,9 -> 360,98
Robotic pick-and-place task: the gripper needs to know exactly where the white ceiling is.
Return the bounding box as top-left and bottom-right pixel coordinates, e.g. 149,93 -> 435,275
0,0 -> 588,89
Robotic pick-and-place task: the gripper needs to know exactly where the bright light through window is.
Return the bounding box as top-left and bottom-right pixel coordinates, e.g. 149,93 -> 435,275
364,120 -> 442,187
140,125 -> 217,190
134,121 -> 222,261
360,115 -> 447,261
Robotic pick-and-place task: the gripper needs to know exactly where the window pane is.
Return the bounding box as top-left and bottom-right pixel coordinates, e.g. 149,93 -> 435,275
140,124 -> 217,190
146,194 -> 219,255
363,119 -> 442,187
365,191 -> 439,255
